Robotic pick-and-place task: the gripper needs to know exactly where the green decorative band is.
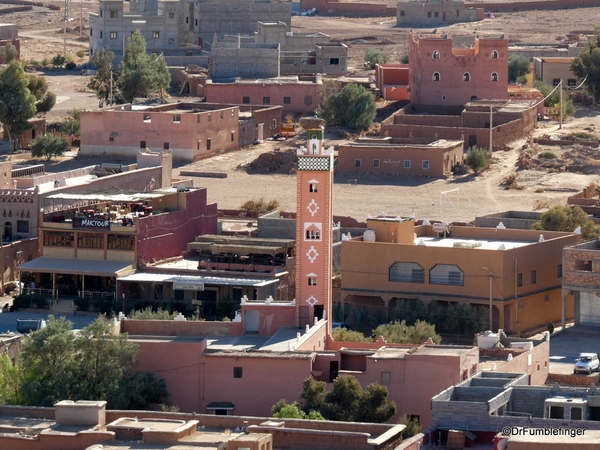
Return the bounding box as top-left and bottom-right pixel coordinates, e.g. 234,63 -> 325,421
307,129 -> 323,140
297,156 -> 331,171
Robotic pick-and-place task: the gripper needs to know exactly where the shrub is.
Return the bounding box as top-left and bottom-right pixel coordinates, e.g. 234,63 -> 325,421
65,61 -> 77,70
92,296 -> 115,314
40,58 -> 50,67
33,296 -> 48,309
538,151 -> 557,159
465,146 -> 492,174
12,294 -> 31,309
565,131 -> 597,141
76,50 -> 86,59
30,134 -> 68,161
239,197 -> 280,211
501,172 -> 523,190
364,49 -> 388,69
51,54 -> 66,67
128,307 -> 177,320
332,327 -> 372,343
29,59 -> 40,67
74,297 -> 90,311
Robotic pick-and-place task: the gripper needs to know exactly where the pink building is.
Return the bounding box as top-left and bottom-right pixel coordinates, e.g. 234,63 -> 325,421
409,32 -> 509,106
375,64 -> 410,101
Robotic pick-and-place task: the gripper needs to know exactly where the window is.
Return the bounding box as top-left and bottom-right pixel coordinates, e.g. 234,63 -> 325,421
233,367 -> 243,378
100,31 -> 103,39
164,142 -> 169,150
108,235 -> 135,250
208,113 -> 211,122
109,136 -> 114,142
305,96 -> 313,105
456,10 -> 459,16
432,72 -> 440,81
330,58 -> 340,65
491,50 -> 499,59
373,159 -> 380,168
231,132 -> 235,142
442,95 -> 447,101
100,10 -> 102,17
195,19 -> 198,26
432,50 -> 440,58
381,372 -> 391,385
309,183 -> 318,193
283,97 -> 291,104
263,97 -> 270,104
557,264 -> 562,278
152,31 -> 160,39
389,262 -> 424,283
400,10 -> 405,16
186,17 -> 188,24
169,12 -> 174,18
355,159 -> 362,168
220,112 -> 224,120
207,138 -> 211,150
140,141 -> 146,148
173,114 -> 181,123
553,78 -> 561,86
242,96 -> 250,104
491,72 -> 498,82
427,11 -> 432,17
404,160 -> 411,169
463,72 -> 471,81
430,264 -> 464,286
110,32 -> 117,39
110,10 -> 118,18
17,220 -> 29,233
568,78 -> 577,87
517,273 -> 523,287
306,229 -> 320,240
143,114 -> 151,123
434,11 -> 439,17
44,231 -> 74,247
422,160 -> 429,169
90,29 -> 92,36
78,233 -> 104,249
308,277 -> 317,286
531,270 -> 537,284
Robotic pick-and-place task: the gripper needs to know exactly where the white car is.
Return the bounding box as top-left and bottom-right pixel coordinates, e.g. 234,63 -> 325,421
574,353 -> 599,374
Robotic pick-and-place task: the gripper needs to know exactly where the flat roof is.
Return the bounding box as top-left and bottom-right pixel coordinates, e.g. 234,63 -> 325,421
415,236 -> 534,250
45,190 -> 176,202
118,272 -> 278,287
17,257 -> 135,277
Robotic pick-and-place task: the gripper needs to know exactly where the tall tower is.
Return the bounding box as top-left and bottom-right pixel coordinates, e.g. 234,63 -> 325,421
295,118 -> 334,332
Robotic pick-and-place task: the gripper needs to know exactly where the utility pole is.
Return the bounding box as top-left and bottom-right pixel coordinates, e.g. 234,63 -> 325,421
559,79 -> 563,130
489,105 -> 493,152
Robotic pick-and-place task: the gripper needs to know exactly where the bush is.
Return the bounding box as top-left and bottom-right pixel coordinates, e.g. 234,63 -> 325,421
40,58 -> 50,67
332,327 -> 372,343
465,146 -> 492,174
538,151 -> 557,159
12,294 -> 31,309
74,297 -> 90,311
76,50 -> 86,59
128,307 -> 177,320
29,59 -> 40,67
565,132 -> 597,141
364,49 -> 388,69
65,61 -> 77,70
501,172 -> 522,190
239,197 -> 280,211
92,296 -> 115,314
52,54 -> 66,67
30,134 -> 69,161
33,296 -> 48,309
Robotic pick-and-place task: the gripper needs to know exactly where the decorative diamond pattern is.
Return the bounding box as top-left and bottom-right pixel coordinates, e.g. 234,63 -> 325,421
297,156 -> 331,171
307,199 -> 319,216
306,246 -> 318,263
306,295 -> 318,306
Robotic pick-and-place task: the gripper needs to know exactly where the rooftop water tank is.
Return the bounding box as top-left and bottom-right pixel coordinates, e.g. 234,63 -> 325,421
363,229 -> 376,242
477,330 -> 500,349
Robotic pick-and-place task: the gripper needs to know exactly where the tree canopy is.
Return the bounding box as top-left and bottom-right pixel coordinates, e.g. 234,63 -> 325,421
532,205 -> 600,241
533,80 -> 575,117
508,53 -> 530,83
88,49 -> 121,107
27,74 -> 56,116
364,49 -> 388,69
119,30 -> 171,103
373,319 -> 441,345
30,134 -> 69,161
1,42 -> 18,64
570,26 -> 600,103
0,62 -> 37,151
2,316 -> 170,409
272,375 -> 396,423
317,82 -> 377,131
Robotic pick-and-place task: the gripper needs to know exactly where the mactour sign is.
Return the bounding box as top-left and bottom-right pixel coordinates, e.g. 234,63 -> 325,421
73,217 -> 110,230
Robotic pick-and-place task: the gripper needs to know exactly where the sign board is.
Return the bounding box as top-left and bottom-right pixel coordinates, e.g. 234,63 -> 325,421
73,217 -> 110,230
432,223 -> 449,233
173,281 -> 204,291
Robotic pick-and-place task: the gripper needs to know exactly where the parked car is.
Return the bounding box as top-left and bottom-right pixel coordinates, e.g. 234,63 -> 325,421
574,353 -> 600,374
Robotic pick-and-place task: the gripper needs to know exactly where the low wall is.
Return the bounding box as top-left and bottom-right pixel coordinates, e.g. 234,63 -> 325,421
547,372 -> 600,386
300,0 -> 395,16
534,138 -> 599,148
466,0 -> 599,11
121,319 -> 233,336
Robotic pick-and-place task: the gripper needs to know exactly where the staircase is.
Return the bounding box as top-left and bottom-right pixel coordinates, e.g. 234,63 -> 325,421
50,299 -> 75,315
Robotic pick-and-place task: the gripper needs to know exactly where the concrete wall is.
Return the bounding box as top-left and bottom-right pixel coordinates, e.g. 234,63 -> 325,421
491,339 -> 549,386
397,0 -> 482,27
300,0 -> 396,17
210,44 -> 280,79
474,211 -> 542,230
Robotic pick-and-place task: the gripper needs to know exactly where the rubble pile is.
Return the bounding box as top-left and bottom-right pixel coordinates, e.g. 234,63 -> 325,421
247,149 -> 297,174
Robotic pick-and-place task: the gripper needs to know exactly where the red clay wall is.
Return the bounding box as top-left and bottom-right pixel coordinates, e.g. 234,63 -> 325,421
489,339 -> 549,386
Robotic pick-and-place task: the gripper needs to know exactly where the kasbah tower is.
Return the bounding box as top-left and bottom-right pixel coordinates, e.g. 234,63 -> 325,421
295,117 -> 334,333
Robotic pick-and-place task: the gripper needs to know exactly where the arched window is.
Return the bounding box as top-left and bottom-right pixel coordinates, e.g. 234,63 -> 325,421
491,72 -> 498,82
430,264 -> 464,286
432,50 -> 440,59
390,262 -> 424,283
491,50 -> 499,59
432,72 -> 440,81
463,72 -> 471,82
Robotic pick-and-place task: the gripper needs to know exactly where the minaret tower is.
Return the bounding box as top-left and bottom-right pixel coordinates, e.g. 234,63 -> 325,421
295,118 -> 334,332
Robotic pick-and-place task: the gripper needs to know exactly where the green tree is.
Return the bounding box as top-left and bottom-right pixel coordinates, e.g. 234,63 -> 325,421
364,49 -> 388,69
52,54 -> 66,68
30,134 -> 69,161
356,383 -> 397,423
465,146 -> 492,174
61,109 -> 80,139
88,49 -> 121,107
532,205 -> 600,241
399,415 -> 422,439
373,319 -> 441,345
27,75 -> 56,115
331,327 -> 372,343
300,376 -> 327,413
0,62 -> 37,151
0,354 -> 25,405
119,30 -> 171,103
570,26 -> 600,103
317,82 -> 377,131
1,42 -> 18,64
508,53 -> 530,83
533,80 -> 575,117
107,372 -> 170,410
399,51 -> 409,64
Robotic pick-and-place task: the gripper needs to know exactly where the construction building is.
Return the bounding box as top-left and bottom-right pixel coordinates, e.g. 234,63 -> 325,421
396,0 -> 484,27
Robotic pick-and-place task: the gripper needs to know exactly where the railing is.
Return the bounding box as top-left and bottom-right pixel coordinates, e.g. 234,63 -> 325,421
78,291 -> 116,300
22,288 -> 56,299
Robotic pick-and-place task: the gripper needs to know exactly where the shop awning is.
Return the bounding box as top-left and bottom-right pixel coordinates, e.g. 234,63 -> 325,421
117,272 -> 278,287
17,257 -> 136,277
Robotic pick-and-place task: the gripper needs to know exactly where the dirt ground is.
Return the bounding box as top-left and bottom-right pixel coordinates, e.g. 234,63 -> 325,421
3,2 -> 600,223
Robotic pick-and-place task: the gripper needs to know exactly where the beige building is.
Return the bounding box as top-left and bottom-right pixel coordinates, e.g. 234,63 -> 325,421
397,0 -> 483,27
533,57 -> 582,90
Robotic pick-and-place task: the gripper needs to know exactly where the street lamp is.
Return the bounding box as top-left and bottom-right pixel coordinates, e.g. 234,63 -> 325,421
482,267 -> 493,331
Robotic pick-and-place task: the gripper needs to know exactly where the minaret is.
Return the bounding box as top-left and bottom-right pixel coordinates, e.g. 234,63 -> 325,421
295,118 -> 334,333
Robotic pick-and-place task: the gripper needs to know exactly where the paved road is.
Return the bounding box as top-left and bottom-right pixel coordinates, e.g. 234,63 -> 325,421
0,310 -> 98,334
549,326 -> 600,375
